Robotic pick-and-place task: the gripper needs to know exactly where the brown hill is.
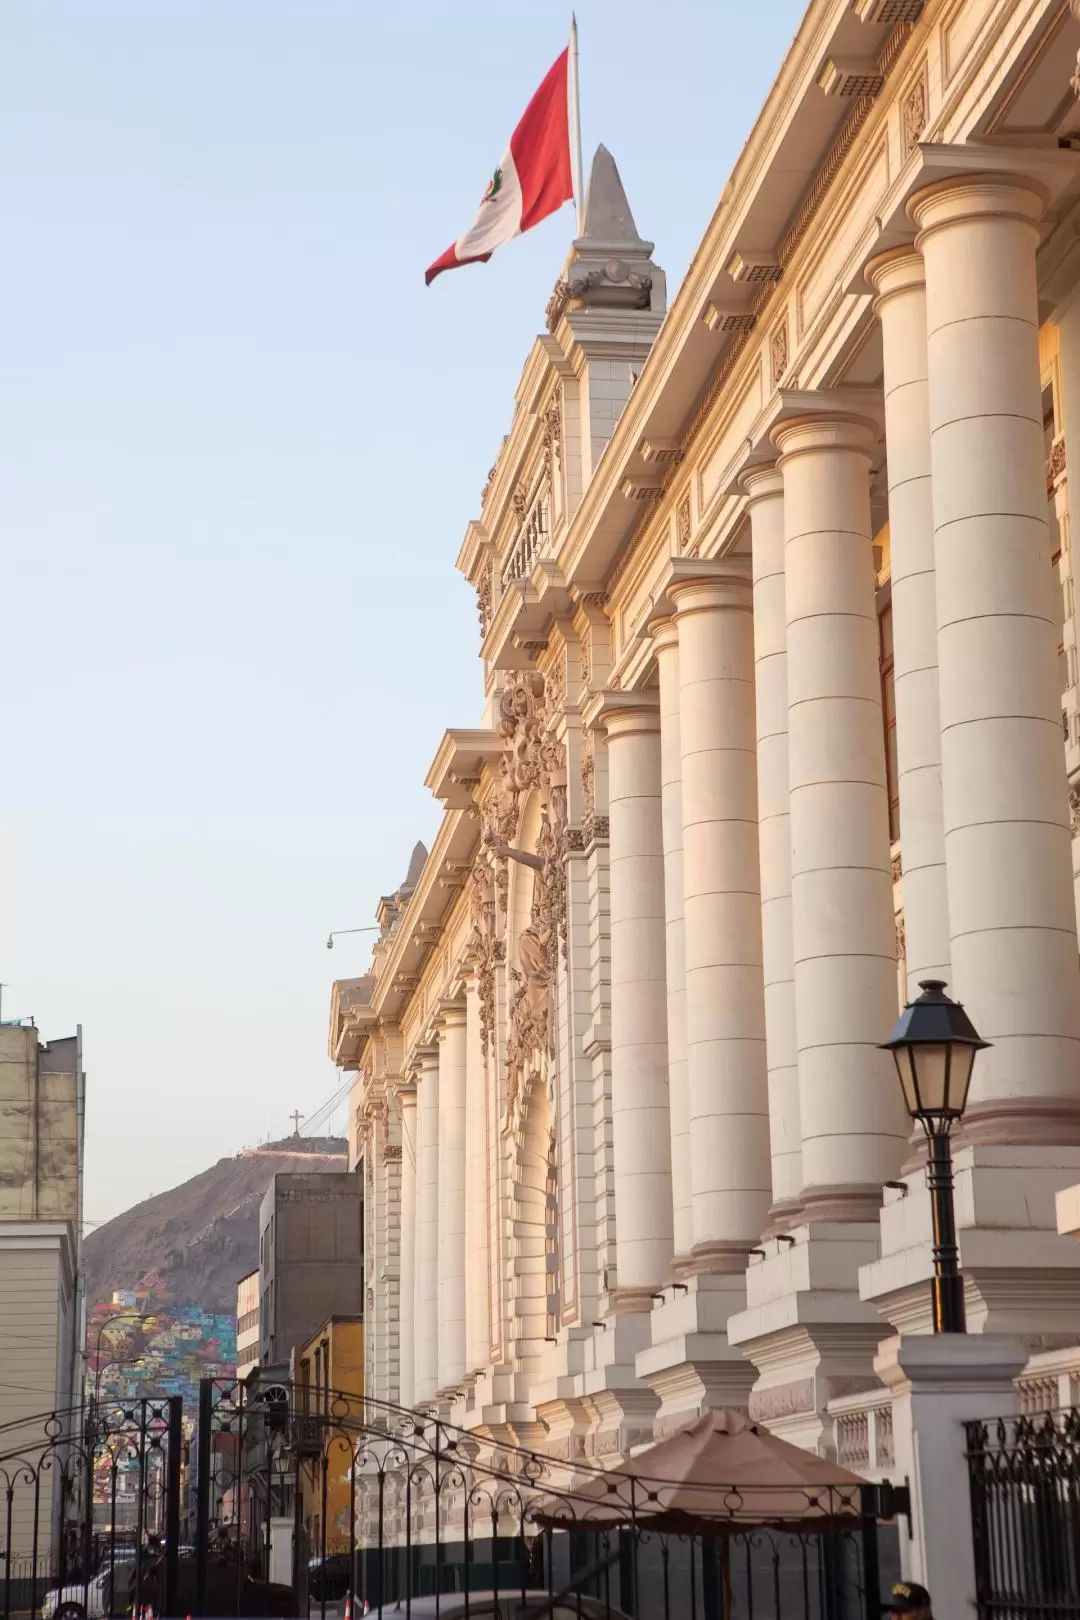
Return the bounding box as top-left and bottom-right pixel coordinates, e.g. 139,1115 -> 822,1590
82,1136 -> 348,1313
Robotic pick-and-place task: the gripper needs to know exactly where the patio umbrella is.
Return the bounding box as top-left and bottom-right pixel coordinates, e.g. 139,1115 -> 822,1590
530,1408 -> 869,1535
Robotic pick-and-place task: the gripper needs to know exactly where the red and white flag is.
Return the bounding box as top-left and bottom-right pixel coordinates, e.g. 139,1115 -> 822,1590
425,48 -> 574,285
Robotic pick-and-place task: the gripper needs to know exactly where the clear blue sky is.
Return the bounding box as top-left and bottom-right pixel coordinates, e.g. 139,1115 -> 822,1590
0,0 -> 805,1228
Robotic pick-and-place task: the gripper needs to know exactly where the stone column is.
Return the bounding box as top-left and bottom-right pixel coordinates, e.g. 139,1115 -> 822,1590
436,1002 -> 467,1393
670,564 -> 771,1264
600,693 -> 674,1304
912,174 -> 1080,1140
413,1046 -> 439,1405
398,1083 -> 417,1409
867,247 -> 951,994
774,414 -> 908,1214
463,972 -> 488,1379
650,618 -> 692,1263
742,467 -> 801,1225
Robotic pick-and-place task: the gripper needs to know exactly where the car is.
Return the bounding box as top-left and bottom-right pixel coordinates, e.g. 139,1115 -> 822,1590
41,1564 -> 136,1620
342,1595 -> 632,1620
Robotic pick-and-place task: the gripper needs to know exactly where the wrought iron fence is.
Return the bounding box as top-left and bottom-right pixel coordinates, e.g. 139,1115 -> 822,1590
0,1396 -> 182,1620
966,1407 -> 1080,1620
197,1379 -> 901,1620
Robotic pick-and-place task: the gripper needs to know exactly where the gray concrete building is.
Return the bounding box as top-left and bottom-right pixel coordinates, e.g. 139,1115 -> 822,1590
257,1172 -> 363,1367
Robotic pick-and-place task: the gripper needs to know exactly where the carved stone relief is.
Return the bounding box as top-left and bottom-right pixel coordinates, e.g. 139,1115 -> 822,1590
902,72 -> 927,154
771,318 -> 789,386
676,494 -> 692,553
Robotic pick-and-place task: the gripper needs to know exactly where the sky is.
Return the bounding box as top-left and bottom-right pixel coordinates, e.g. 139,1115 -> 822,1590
0,0 -> 806,1230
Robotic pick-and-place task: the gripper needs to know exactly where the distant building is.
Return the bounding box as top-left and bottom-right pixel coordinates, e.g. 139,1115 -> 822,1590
236,1268 -> 260,1378
0,1023 -> 85,1559
292,1315 -> 364,1556
111,1290 -> 138,1309
258,1173 -> 363,1368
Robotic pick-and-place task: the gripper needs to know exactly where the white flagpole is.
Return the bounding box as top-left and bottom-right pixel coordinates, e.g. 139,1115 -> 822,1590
570,13 -> 585,236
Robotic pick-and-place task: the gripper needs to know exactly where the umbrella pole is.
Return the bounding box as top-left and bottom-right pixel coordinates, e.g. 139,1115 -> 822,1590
720,1537 -> 732,1620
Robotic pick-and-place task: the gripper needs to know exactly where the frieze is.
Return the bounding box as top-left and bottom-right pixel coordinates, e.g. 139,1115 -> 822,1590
748,1377 -> 816,1422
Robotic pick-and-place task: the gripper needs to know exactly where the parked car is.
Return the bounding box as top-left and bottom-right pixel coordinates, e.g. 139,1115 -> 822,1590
352,1596 -> 631,1619
41,1564 -> 135,1620
309,1552 -> 354,1603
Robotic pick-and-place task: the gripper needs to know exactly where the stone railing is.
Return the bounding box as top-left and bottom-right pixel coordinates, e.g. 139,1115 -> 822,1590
502,489 -> 549,586
827,1388 -> 895,1480
1014,1346 -> 1080,1414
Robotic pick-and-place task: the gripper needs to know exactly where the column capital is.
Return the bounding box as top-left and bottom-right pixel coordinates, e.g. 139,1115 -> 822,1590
408,1043 -> 439,1082
910,171 -> 1048,242
669,556 -> 753,619
738,462 -> 784,504
646,613 -> 679,657
587,688 -> 661,739
771,412 -> 878,463
435,999 -> 468,1036
865,243 -> 925,307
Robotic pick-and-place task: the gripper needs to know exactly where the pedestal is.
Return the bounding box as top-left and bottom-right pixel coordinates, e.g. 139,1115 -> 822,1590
727,1222 -> 886,1454
875,1333 -> 1026,1616
635,1274 -> 757,1439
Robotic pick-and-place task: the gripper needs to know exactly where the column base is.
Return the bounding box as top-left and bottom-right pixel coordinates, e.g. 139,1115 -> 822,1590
961,1097 -> 1080,1148
635,1273 -> 756,1440
764,1197 -> 805,1237
861,1144 -> 1080,1339
799,1183 -> 890,1223
727,1222 -> 886,1455
875,1333 -> 1026,1616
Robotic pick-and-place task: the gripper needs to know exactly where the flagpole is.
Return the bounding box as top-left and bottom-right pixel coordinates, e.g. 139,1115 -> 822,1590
570,13 -> 584,236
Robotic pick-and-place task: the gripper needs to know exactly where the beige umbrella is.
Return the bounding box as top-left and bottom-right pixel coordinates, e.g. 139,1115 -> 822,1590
530,1408 -> 869,1535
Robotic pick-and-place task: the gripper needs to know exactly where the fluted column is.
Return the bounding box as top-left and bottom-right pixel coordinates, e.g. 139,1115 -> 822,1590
742,467 -> 801,1225
913,174 -> 1080,1140
436,1002 -> 467,1393
413,1045 -> 440,1405
670,564 -> 771,1264
464,971 -> 488,1378
651,618 -> 692,1263
774,414 -> 908,1217
600,693 -> 674,1305
867,247 -> 951,994
398,1083 -> 417,1409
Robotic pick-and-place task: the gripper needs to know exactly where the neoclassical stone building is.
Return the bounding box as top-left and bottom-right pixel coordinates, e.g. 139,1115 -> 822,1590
331,0 -> 1080,1466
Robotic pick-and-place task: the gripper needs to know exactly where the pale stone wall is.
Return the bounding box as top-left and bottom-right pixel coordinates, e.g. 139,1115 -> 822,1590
328,0 -> 1080,1482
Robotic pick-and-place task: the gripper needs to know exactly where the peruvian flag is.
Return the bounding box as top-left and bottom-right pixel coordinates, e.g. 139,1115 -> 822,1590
425,48 -> 574,285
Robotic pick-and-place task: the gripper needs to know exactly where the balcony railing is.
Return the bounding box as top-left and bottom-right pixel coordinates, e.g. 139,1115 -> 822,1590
828,1388 -> 895,1480
502,490 -> 549,586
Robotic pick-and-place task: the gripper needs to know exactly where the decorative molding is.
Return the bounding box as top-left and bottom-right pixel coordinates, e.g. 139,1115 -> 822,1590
901,69 -> 927,155
545,264 -> 653,333
1049,436 -> 1067,492
725,250 -> 782,284
481,463 -> 497,507
677,494 -> 692,554
384,1143 -> 402,1162
703,302 -> 757,334
542,391 -> 563,477
1069,784 -> 1080,834
477,565 -> 493,638
817,58 -> 885,98
770,317 -> 789,386
891,851 -> 902,883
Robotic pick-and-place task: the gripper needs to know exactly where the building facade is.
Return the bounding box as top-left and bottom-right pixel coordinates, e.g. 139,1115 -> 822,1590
257,1172 -> 363,1369
331,0 -> 1080,1548
236,1268 -> 260,1379
0,1023 -> 85,1559
293,1314 -> 364,1557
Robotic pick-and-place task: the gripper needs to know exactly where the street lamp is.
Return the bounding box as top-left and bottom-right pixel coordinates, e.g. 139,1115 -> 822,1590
325,926 -> 379,950
879,978 -> 990,1334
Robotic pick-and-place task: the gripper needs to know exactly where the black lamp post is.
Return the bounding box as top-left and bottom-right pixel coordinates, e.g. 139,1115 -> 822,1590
879,978 -> 990,1334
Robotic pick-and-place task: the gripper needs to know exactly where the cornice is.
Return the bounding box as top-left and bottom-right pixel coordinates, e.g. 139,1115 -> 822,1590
425,728 -> 503,809
552,4 -> 920,598
370,808 -> 479,1025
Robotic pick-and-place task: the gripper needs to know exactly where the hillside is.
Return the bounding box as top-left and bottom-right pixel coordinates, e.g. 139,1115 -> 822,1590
83,1136 -> 348,1313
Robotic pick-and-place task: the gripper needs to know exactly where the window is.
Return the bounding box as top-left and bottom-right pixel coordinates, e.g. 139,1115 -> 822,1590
879,602 -> 899,842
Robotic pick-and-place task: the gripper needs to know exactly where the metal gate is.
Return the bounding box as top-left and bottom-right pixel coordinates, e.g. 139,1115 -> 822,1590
194,1377 -> 902,1620
0,1396 -> 182,1620
966,1409 -> 1080,1620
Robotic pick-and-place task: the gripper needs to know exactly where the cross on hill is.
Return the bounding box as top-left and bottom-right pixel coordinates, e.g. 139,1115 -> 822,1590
290,1110 -> 303,1136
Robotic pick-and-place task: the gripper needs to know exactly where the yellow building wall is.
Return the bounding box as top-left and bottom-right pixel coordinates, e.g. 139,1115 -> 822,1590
297,1318 -> 364,1555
